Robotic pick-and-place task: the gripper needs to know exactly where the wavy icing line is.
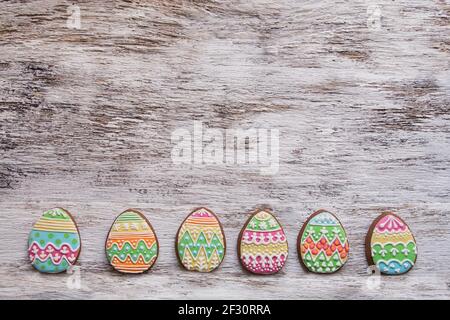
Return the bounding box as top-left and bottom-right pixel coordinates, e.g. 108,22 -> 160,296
106,239 -> 156,251
371,240 -> 417,248
371,241 -> 417,258
376,258 -> 415,264
28,240 -> 80,251
376,259 -> 415,274
28,242 -> 79,265
107,241 -> 157,263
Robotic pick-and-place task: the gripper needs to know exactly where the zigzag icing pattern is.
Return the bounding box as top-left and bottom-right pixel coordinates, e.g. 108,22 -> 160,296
301,236 -> 349,261
179,225 -> 222,242
179,231 -> 224,259
299,211 -> 349,273
177,208 -> 225,272
181,245 -> 223,272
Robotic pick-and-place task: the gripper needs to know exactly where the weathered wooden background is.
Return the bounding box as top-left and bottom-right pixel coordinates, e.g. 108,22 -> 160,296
0,0 -> 449,300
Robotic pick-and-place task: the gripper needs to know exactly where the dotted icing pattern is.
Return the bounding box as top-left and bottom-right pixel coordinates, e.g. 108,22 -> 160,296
106,210 -> 158,274
28,208 -> 81,273
177,208 -> 225,273
370,213 -> 417,275
239,210 -> 288,274
299,211 -> 349,273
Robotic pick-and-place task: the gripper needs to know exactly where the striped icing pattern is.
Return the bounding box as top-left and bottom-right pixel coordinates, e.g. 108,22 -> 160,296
369,213 -> 417,275
106,210 -> 158,274
239,210 -> 288,275
28,208 -> 81,273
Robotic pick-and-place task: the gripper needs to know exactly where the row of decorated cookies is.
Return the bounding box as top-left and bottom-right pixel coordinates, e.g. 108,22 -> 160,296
28,208 -> 418,276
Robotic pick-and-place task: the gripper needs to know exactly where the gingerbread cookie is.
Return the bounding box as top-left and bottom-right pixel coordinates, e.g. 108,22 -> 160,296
238,209 -> 288,275
106,209 -> 159,274
298,210 -> 349,274
366,212 -> 417,275
176,207 -> 226,272
28,208 -> 81,273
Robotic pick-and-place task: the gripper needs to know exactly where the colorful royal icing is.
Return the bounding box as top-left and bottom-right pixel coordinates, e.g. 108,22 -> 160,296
299,210 -> 349,273
176,208 -> 225,273
28,208 -> 81,273
106,210 -> 158,274
368,213 -> 417,275
239,209 -> 288,275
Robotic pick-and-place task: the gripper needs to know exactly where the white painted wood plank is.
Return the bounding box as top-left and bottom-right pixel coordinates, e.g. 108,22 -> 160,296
0,0 -> 449,299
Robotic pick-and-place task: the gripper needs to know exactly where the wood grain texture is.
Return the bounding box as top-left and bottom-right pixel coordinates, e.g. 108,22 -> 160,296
0,0 -> 449,300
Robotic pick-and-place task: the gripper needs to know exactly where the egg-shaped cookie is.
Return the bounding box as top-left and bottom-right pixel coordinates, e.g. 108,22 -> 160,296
176,207 -> 226,272
28,208 -> 81,273
366,212 -> 417,275
238,209 -> 288,275
106,209 -> 159,274
298,210 -> 349,274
